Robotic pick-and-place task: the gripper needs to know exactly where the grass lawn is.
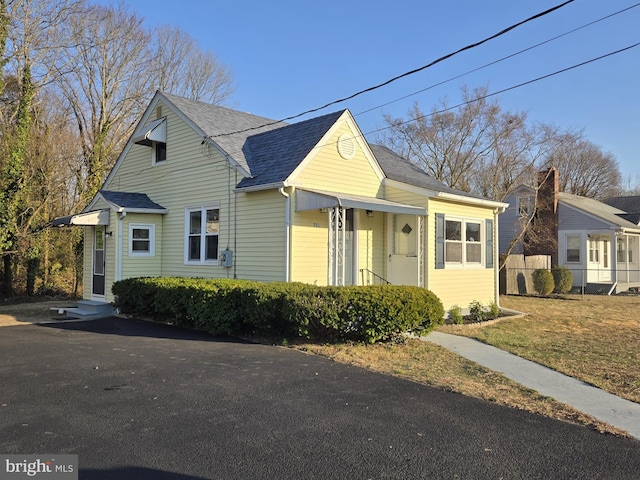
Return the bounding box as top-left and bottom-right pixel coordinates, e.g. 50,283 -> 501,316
453,294 -> 640,404
295,293 -> 640,437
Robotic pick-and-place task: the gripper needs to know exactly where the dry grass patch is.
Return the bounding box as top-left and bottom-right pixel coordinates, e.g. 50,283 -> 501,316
296,339 -> 628,437
451,295 -> 640,404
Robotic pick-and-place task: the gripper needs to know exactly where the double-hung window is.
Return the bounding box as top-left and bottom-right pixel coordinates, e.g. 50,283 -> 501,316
566,235 -> 581,263
185,207 -> 219,263
437,214 -> 491,268
129,224 -> 155,256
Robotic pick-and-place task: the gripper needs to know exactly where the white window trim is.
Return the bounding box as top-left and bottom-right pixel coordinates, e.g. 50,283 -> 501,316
444,216 -> 484,268
129,223 -> 155,257
184,205 -> 220,265
565,233 -> 582,264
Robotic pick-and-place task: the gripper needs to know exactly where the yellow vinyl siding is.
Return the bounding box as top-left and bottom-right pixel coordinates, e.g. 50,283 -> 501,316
426,198 -> 497,310
234,189 -> 286,282
294,123 -> 382,197
291,209 -> 329,285
121,213 -> 163,279
357,210 -> 386,283
82,226 -> 92,300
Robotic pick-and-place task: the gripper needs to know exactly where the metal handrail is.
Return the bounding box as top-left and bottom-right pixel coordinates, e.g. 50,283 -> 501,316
360,268 -> 391,285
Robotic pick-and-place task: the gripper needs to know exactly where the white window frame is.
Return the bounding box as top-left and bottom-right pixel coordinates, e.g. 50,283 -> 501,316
566,234 -> 581,263
444,217 -> 484,267
152,141 -> 167,165
129,223 -> 155,257
184,206 -> 220,265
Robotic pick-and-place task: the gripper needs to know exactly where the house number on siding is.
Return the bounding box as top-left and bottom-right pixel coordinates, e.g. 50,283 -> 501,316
313,223 -> 321,228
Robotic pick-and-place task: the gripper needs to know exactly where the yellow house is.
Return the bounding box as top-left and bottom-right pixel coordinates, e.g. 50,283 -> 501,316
58,91 -> 507,312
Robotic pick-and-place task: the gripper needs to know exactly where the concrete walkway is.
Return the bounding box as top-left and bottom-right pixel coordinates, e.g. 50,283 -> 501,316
423,331 -> 640,440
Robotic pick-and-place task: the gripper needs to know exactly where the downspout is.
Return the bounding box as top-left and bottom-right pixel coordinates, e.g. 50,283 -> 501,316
279,187 -> 291,282
494,207 -> 502,307
117,211 -> 127,282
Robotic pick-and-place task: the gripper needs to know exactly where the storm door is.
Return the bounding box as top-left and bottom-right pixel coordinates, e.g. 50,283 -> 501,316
92,226 -> 106,296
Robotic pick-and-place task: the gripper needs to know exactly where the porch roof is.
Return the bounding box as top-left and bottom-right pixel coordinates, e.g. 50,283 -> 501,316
296,188 -> 426,215
52,209 -> 110,227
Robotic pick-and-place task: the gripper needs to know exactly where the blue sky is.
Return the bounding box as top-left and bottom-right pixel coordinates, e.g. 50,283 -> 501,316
118,0 -> 639,180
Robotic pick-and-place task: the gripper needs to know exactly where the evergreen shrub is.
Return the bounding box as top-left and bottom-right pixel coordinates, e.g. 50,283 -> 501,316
112,277 -> 445,343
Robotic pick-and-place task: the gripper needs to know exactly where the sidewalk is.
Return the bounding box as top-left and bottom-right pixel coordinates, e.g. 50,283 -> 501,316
423,331 -> 640,440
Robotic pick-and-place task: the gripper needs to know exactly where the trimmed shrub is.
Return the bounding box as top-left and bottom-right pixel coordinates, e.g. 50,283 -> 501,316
112,277 -> 445,344
532,269 -> 554,296
468,300 -> 488,322
488,301 -> 500,319
551,266 -> 573,294
447,305 -> 463,324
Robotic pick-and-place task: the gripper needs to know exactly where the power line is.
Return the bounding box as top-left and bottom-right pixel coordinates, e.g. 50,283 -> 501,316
355,2 -> 640,117
210,0 -> 575,138
361,42 -> 640,138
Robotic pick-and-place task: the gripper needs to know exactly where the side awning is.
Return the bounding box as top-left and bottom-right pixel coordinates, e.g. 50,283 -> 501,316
132,117 -> 166,146
296,189 -> 426,216
52,209 -> 110,227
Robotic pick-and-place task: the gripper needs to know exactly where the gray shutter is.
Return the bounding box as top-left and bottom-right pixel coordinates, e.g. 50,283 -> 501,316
436,213 -> 445,269
486,219 -> 494,269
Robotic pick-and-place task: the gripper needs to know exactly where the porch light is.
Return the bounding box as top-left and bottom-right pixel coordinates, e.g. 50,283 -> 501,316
366,210 -> 374,217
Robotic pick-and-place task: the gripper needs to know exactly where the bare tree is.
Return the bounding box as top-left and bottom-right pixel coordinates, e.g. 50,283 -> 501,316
544,130 -> 621,200
150,25 -> 234,104
55,1 -> 153,200
380,86 -> 534,194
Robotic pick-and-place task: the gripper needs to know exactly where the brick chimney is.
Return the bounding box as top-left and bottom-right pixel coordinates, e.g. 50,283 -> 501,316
523,167 -> 559,265
537,167 -> 559,214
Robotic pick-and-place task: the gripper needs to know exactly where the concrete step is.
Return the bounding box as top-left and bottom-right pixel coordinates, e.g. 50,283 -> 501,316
50,301 -> 115,319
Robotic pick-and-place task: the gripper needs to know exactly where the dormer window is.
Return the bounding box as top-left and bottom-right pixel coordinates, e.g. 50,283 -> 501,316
132,117 -> 167,165
153,141 -> 166,164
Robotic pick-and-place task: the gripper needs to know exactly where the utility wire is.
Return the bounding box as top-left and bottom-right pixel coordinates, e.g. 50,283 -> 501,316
361,42 -> 640,138
355,2 -> 640,117
210,0 -> 575,138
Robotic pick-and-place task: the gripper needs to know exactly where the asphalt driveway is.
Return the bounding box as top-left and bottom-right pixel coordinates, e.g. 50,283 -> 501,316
1,316 -> 639,479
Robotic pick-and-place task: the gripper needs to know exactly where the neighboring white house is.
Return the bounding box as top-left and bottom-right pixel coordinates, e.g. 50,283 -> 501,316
501,172 -> 640,294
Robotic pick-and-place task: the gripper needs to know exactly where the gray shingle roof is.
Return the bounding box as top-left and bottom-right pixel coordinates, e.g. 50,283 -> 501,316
370,144 -> 492,201
237,110 -> 345,189
161,92 -> 285,175
99,191 -> 166,211
559,192 -> 640,230
603,196 -> 640,213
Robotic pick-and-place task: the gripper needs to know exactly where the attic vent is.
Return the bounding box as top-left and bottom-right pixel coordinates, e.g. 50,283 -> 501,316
337,134 -> 356,159
156,106 -> 162,118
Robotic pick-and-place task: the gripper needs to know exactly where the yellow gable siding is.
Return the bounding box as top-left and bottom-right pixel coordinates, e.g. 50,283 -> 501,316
426,198 -> 497,310
294,123 -> 382,197
99,100 -> 291,285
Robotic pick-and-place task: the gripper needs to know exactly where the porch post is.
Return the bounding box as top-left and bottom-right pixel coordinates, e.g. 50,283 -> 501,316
417,215 -> 425,288
328,207 -> 346,286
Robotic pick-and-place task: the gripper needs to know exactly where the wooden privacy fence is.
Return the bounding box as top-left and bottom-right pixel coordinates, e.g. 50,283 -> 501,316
500,254 -> 551,295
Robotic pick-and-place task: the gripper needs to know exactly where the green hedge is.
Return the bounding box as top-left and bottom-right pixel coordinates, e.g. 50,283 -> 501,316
551,266 -> 573,294
532,269 -> 554,296
112,277 -> 444,343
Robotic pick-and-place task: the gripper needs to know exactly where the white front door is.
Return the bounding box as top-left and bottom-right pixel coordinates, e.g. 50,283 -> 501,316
388,213 -> 418,285
588,236 -> 611,283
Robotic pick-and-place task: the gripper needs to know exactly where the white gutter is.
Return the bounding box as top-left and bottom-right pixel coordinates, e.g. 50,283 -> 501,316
279,187 -> 291,282
436,191 -> 509,211
235,181 -> 286,193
